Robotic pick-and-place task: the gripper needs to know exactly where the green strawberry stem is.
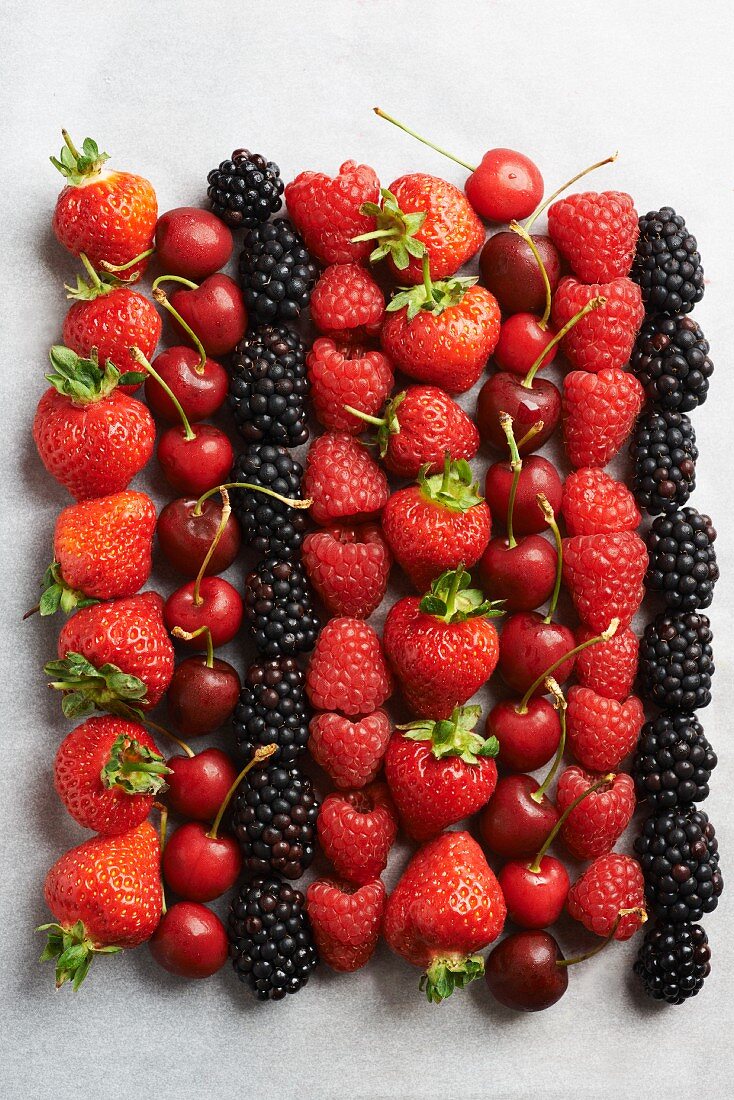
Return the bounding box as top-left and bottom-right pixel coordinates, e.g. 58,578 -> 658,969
538,493 -> 563,624
208,743 -> 277,840
523,151 -> 618,233
159,804 -> 169,916
418,455 -> 484,515
100,247 -> 155,275
397,705 -> 499,764
45,346 -> 143,405
50,131 -> 109,184
194,482 -> 311,517
172,624 -> 214,667
527,773 -> 615,873
80,252 -> 105,291
100,733 -> 170,796
32,560 -> 100,619
499,412 -> 523,548
421,953 -> 485,1004
419,566 -> 504,624
373,107 -> 477,172
130,346 -> 196,441
510,221 -> 553,329
138,716 -> 194,759
530,677 -> 567,804
516,618 -> 620,714
37,919 -> 121,991
557,909 -> 647,967
152,286 -> 207,374
352,188 -> 427,271
521,296 -> 607,389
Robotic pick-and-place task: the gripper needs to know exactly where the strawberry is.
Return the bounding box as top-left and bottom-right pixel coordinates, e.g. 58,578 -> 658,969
575,624 -> 639,702
567,854 -> 646,940
562,531 -> 647,631
307,339 -> 394,434
306,617 -> 393,716
38,490 -> 156,615
385,705 -> 498,840
285,160 -> 380,265
548,191 -> 639,282
302,524 -> 391,619
308,709 -> 392,789
557,767 -> 636,860
39,820 -> 162,988
303,432 -> 389,525
317,782 -> 398,885
33,347 -> 155,501
382,567 -> 502,719
383,830 -> 506,1002
306,878 -> 386,972
561,467 -> 641,536
551,276 -> 644,373
309,263 -> 385,341
54,716 -> 168,835
563,368 -> 645,468
566,686 -> 645,771
50,131 -> 157,279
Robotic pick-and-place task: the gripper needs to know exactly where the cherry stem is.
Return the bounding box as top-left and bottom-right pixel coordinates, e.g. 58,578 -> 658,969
152,286 -> 207,374
190,487 -> 229,606
208,744 -> 277,840
152,273 -> 199,292
515,421 -> 545,452
158,804 -> 168,915
510,222 -> 552,329
172,624 -> 214,667
531,678 -> 566,804
131,713 -> 194,759
538,493 -> 563,623
100,247 -> 155,274
557,909 -> 647,967
344,405 -> 385,428
523,151 -> 618,232
79,252 -> 104,292
194,481 -> 311,517
528,773 -> 615,873
499,412 -> 523,549
516,618 -> 619,713
522,296 -> 606,389
372,107 -> 476,172
129,347 -> 196,441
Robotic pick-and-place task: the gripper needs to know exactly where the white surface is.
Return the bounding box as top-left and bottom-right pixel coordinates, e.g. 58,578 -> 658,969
1,1 -> 733,1097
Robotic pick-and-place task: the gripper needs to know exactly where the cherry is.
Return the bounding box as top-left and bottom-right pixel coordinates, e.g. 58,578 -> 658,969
167,626 -> 241,736
157,422 -> 233,497
499,855 -> 570,929
489,696 -> 561,772
485,931 -> 569,1011
494,313 -> 558,377
163,273 -> 247,356
155,207 -> 233,280
499,612 -> 576,695
476,372 -> 561,456
166,747 -> 239,821
480,232 -> 561,315
157,495 -> 242,578
485,455 -> 562,537
145,348 -> 228,423
480,775 -> 559,859
149,901 -> 228,979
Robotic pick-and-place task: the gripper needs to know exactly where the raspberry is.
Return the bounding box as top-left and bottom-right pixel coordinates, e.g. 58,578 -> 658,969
548,191 -> 639,282
557,766 -> 636,860
306,617 -> 393,716
285,160 -> 380,265
306,878 -> 386,972
309,263 -> 385,341
302,524 -> 391,619
316,783 -> 398,884
575,624 -> 639,702
561,468 -> 641,537
563,368 -> 645,468
551,276 -> 643,373
566,685 -> 644,772
303,432 -> 389,526
306,340 -> 394,434
567,854 -> 646,940
308,710 -> 392,789
562,531 -> 647,631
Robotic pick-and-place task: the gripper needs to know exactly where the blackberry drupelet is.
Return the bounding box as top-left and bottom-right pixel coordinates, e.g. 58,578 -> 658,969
634,807 -> 723,923
631,207 -> 704,316
207,150 -> 284,228
634,921 -> 711,1004
244,557 -> 320,657
231,444 -> 308,557
631,316 -> 713,412
239,219 -> 318,324
646,508 -> 718,611
632,714 -> 717,809
228,876 -> 318,1001
229,325 -> 309,448
630,409 -> 698,515
233,657 -> 310,765
232,764 -> 319,879
639,611 -> 714,712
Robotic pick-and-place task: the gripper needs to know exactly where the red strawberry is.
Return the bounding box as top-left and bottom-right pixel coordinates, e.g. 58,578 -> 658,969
551,276 -> 643,373
557,767 -> 635,859
306,878 -> 386,972
561,467 -> 641,536
306,617 -> 393,716
309,709 -> 392,789
575,624 -> 639,702
40,820 -> 162,988
63,271 -> 162,383
548,191 -> 639,282
382,458 -> 491,590
39,490 -> 156,615
316,783 -> 398,885
309,264 -> 385,341
567,854 -> 646,940
563,531 -> 647,631
383,831 -> 506,1002
563,368 -> 645,468
365,385 -> 480,479
50,131 -> 157,279
33,347 -> 155,501
307,340 -> 394,434
383,567 -> 502,718
54,716 -> 168,835
285,160 -> 380,265
302,524 -> 391,619
303,432 -> 389,525
385,705 -> 498,840
567,686 -> 645,771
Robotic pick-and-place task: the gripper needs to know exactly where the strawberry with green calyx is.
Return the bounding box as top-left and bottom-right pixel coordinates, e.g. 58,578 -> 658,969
45,651 -> 150,720
354,187 -> 428,271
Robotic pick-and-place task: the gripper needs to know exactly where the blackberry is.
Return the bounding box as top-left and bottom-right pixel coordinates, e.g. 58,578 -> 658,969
630,409 -> 698,515
228,876 -> 318,1001
231,444 -> 307,558
632,714 -> 717,809
232,764 -> 319,879
206,149 -> 283,229
244,557 -> 320,657
229,326 -> 309,448
631,207 -> 704,316
238,219 -> 318,325
639,611 -> 714,712
233,657 -> 310,765
630,316 -> 713,412
634,921 -> 711,1004
634,807 -> 723,923
646,508 -> 718,611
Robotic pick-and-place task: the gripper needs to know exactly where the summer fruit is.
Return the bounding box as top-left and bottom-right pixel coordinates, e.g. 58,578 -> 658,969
382,568 -> 502,719
551,276 -> 643,373
381,458 -> 491,591
574,624 -> 639,702
53,716 -> 168,835
286,159 -> 380,265
499,857 -> 570,930
243,557 -> 320,658
149,902 -> 228,979
156,495 -> 241,578
479,232 -> 561,315
157,422 -> 234,497
485,930 -> 569,1012
562,531 -> 647,631
630,315 -> 713,413
33,347 -> 154,501
164,577 -> 243,649
384,705 -> 499,840
567,854 -> 646,941
302,524 -> 391,619
155,206 -> 233,279
485,454 -> 562,537
306,879 -> 385,972
50,131 -> 157,278
630,409 -> 698,516
476,371 -> 561,456
561,467 -> 641,537
488,696 -> 561,773
317,782 -> 398,885
563,368 -> 645,468
638,611 -> 714,713
645,508 -> 718,612
233,657 -> 310,765
232,763 -> 320,879
238,217 -> 318,325
632,713 -> 717,811
308,710 -> 391,789
498,613 -> 576,696
166,629 -> 241,737
634,921 -> 711,1005
556,767 -> 635,860
631,206 -> 705,316
383,831 -> 506,1002
307,339 -> 394,433
206,150 -> 284,228
304,432 -> 389,525
494,313 -> 558,377
566,686 -> 644,771
306,617 -> 393,716
309,263 -> 385,341
634,807 -> 723,924
548,191 -> 639,282
165,747 -> 239,822
166,274 -> 247,357
39,820 -> 162,989
480,774 -> 559,860
229,323 -> 308,447
145,346 -> 228,424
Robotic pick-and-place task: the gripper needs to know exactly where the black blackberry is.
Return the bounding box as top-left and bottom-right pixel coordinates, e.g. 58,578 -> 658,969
634,807 -> 723,924
639,611 -> 714,712
634,921 -> 711,1005
233,657 -> 310,765
630,409 -> 698,515
206,150 -> 284,229
238,219 -> 318,325
630,315 -> 713,412
244,557 -> 320,657
631,207 -> 704,316
645,508 -> 719,611
229,325 -> 309,448
228,876 -> 318,1001
232,764 -> 319,879
632,714 -> 717,809
230,444 -> 307,558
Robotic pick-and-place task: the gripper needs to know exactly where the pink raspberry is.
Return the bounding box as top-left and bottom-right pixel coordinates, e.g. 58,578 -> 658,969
552,276 -> 643,373
306,878 -> 386,972
575,624 -> 639,702
310,263 -> 385,341
285,160 -> 380,265
548,191 -> 639,282
316,783 -> 398,884
567,853 -> 646,940
308,710 -> 392,789
306,617 -> 393,716
302,524 -> 391,619
307,339 -> 394,434
304,432 -> 389,525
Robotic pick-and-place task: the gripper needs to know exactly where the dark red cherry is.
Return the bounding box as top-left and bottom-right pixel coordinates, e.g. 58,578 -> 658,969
156,207 -> 233,280
465,150 -> 544,223
488,696 -> 561,772
498,612 -> 576,695
162,821 -> 241,902
494,313 -> 558,377
157,496 -> 242,578
485,931 -> 568,1011
478,535 -> 556,613
485,456 -> 563,536
167,655 -> 241,737
479,232 -> 561,315
164,576 -> 243,649
158,423 -> 234,497
476,373 -> 561,456
479,774 -> 559,859
166,748 -> 239,821
169,274 -> 247,356
498,856 -> 570,929
145,346 -> 229,423
149,901 -> 228,979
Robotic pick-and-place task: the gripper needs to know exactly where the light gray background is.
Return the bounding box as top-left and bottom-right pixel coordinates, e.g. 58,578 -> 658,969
1,2 -> 733,1097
